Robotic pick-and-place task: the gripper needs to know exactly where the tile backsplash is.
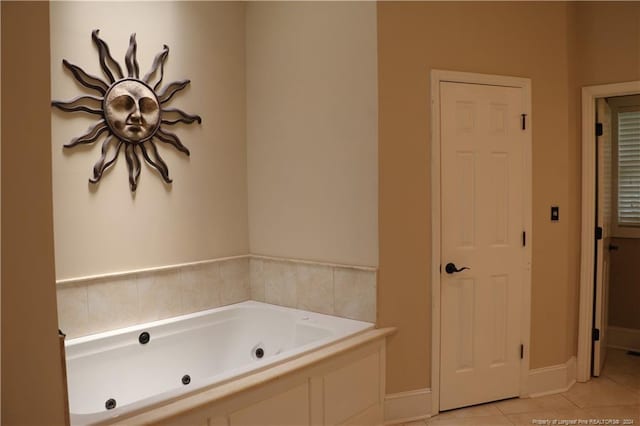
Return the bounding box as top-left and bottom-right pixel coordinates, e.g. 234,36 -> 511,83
57,257 -> 250,338
57,255 -> 376,339
250,257 -> 377,323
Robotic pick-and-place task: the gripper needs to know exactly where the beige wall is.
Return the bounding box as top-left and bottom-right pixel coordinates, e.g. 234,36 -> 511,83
0,1 -> 3,418
378,2 -> 576,393
50,1 -> 248,280
1,2 -> 67,424
571,2 -> 640,89
609,238 -> 640,330
246,2 -> 379,267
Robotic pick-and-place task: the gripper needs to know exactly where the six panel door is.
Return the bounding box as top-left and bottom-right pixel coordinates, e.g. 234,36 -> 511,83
440,81 -> 526,411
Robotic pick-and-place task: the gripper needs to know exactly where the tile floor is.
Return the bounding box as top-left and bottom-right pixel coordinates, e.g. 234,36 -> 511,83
403,348 -> 640,425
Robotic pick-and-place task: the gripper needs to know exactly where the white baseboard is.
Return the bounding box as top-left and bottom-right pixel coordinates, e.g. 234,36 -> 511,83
383,359 -> 578,424
608,326 -> 640,352
383,388 -> 431,425
527,356 -> 576,397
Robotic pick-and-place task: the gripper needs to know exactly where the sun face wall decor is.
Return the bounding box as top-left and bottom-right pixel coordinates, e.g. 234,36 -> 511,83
52,30 -> 202,192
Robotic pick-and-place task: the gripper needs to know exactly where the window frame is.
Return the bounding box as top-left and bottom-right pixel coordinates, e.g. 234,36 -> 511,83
610,96 -> 640,238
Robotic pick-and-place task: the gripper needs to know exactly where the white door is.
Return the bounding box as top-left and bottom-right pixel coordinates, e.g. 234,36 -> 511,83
440,82 -> 526,411
593,98 -> 612,376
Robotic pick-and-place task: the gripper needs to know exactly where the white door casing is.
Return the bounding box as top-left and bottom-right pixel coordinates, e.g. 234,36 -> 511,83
593,98 -> 612,376
439,81 -> 527,410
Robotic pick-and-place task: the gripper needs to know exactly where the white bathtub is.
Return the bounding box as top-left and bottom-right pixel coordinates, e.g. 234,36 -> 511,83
65,301 -> 374,425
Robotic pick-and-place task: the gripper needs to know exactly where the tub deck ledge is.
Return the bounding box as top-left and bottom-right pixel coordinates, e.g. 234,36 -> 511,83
108,326 -> 397,425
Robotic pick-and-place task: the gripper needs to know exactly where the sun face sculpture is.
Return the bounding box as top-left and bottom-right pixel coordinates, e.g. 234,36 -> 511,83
52,30 -> 202,191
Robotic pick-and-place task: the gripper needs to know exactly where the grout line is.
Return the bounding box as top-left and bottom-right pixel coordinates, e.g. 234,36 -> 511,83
560,393 -> 581,409
82,283 -> 90,337
494,403 -> 506,416
331,267 -> 336,315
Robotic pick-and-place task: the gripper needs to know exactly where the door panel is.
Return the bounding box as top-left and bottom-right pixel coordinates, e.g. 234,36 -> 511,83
490,153 -> 509,245
594,98 -> 612,376
489,274 -> 508,366
440,82 -> 525,410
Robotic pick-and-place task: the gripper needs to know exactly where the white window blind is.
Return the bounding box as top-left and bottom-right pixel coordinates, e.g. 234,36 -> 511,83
618,110 -> 640,225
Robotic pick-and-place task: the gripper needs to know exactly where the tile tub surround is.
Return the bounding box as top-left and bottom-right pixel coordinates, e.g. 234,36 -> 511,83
249,257 -> 377,323
57,255 -> 377,338
56,257 -> 250,338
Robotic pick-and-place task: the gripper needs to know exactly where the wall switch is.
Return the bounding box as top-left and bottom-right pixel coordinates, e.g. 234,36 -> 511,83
551,206 -> 559,221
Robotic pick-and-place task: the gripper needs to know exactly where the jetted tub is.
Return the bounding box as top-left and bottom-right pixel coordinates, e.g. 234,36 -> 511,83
65,301 -> 374,425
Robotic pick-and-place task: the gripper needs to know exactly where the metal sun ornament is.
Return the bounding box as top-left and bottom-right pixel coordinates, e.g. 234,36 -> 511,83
52,30 -> 202,192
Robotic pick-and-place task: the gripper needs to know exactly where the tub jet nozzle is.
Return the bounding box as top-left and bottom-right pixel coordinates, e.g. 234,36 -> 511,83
105,398 -> 116,410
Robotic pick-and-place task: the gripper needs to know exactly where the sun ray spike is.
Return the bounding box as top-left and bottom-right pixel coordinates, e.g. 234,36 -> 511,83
133,146 -> 141,186
124,144 -> 141,191
91,29 -> 124,83
157,80 -> 190,104
133,39 -> 139,78
155,129 -> 191,156
140,142 -> 172,183
62,60 -> 109,95
125,33 -> 140,79
161,107 -> 202,125
64,120 -> 109,148
90,136 -> 122,183
53,30 -> 202,191
143,45 -> 169,91
52,95 -> 104,116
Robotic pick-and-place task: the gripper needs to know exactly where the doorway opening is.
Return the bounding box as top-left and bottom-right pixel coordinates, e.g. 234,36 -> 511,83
577,81 -> 640,383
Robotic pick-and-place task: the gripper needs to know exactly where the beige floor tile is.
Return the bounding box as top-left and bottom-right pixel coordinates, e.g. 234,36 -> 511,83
427,415 -> 512,425
600,348 -> 640,393
402,421 -> 428,426
562,376 -> 640,408
506,407 -> 588,426
436,403 -> 502,419
583,404 -> 640,424
602,349 -> 640,376
494,394 -> 577,415
605,371 -> 640,394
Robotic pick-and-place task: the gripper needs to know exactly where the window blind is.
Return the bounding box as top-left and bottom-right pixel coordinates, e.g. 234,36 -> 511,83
618,110 -> 640,225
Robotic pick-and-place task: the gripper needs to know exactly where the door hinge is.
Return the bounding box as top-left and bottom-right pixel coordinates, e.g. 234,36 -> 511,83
595,226 -> 603,240
520,344 -> 524,359
593,328 -> 600,341
596,122 -> 603,137
521,114 -> 527,130
522,231 -> 526,247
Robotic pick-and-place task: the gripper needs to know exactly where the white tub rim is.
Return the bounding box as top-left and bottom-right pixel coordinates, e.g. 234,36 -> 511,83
65,301 -> 378,425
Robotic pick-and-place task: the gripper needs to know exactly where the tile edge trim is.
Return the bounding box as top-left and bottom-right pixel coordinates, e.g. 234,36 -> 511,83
250,253 -> 378,272
57,254 -> 377,287
56,255 -> 250,287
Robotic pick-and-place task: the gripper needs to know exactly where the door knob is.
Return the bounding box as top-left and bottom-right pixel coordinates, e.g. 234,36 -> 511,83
445,263 -> 470,274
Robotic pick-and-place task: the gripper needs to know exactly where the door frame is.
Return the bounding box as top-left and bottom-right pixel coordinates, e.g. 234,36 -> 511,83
577,80 -> 640,382
430,70 -> 532,415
